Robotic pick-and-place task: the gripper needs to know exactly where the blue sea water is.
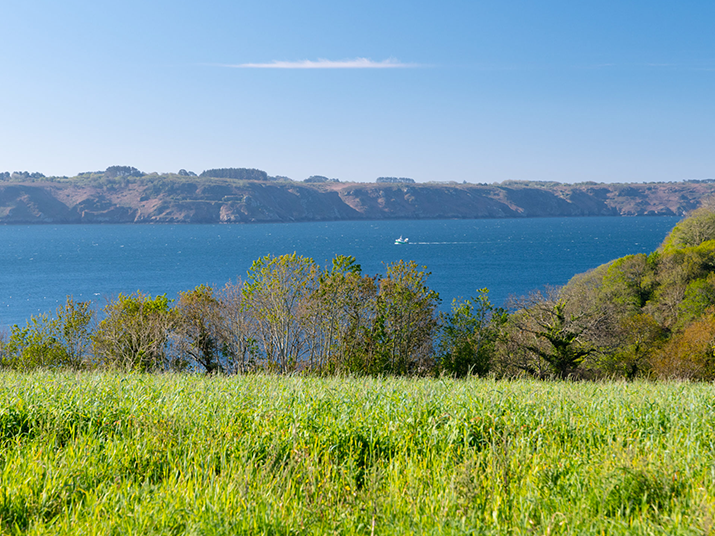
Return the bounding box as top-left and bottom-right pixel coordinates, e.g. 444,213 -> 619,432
0,217 -> 680,330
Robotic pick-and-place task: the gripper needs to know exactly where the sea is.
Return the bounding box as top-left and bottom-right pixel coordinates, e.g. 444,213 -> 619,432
0,216 -> 681,330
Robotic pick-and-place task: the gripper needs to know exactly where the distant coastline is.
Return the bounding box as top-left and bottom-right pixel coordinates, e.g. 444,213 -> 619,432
2,169 -> 714,224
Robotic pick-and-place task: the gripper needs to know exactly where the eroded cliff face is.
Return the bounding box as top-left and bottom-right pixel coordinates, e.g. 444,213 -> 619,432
0,178 -> 711,224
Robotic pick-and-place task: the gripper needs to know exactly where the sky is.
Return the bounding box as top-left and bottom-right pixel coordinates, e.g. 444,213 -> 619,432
1,0 -> 714,183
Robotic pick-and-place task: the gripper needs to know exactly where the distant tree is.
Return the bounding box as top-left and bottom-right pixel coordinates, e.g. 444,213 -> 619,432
662,201 -> 715,251
376,177 -> 415,184
0,172 -> 9,180
304,175 -> 339,183
10,171 -> 45,180
178,169 -> 197,177
104,166 -> 144,178
200,168 -> 269,181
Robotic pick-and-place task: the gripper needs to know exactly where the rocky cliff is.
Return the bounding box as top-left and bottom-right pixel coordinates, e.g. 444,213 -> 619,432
1,177 -> 713,224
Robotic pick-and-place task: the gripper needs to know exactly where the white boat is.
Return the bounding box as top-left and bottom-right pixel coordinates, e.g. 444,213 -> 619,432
395,236 -> 409,245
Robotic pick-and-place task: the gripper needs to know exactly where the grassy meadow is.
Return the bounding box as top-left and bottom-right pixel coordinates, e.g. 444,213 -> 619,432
0,371 -> 714,534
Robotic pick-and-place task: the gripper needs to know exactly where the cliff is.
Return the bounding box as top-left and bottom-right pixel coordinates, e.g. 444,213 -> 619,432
1,176 -> 713,224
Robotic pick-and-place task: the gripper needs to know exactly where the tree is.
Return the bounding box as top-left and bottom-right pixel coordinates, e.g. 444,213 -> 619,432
438,289 -> 507,377
650,313 -> 715,380
199,168 -> 269,181
678,273 -> 715,326
661,200 -> 715,251
306,255 -> 378,374
242,253 -> 320,372
104,166 -> 143,178
1,297 -> 92,370
597,313 -> 664,379
174,284 -> 229,374
507,290 -> 592,379
218,279 -> 259,373
93,292 -> 177,372
370,260 -> 440,375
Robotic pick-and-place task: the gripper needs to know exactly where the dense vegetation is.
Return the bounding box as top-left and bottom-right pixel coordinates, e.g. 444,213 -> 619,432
3,199 -> 715,534
0,371 -> 712,534
4,205 -> 715,379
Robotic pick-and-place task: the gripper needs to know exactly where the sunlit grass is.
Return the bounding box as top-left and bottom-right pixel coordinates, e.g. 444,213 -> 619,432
0,371 -> 713,534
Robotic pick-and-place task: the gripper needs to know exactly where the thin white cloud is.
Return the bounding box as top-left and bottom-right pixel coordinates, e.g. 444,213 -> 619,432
225,57 -> 418,69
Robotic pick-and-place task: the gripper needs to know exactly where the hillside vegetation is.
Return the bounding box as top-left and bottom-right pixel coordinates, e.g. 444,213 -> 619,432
0,371 -> 712,534
2,167 -> 714,223
4,204 -> 715,380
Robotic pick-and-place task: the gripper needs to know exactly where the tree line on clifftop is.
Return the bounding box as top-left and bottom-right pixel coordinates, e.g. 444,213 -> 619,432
4,203 -> 715,379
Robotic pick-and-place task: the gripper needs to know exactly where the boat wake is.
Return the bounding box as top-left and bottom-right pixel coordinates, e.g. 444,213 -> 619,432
413,241 -> 481,245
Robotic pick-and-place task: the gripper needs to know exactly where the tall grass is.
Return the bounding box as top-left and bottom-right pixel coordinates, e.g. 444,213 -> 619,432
0,371 -> 713,534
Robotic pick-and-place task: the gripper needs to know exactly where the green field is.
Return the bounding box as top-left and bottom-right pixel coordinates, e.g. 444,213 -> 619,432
0,372 -> 713,535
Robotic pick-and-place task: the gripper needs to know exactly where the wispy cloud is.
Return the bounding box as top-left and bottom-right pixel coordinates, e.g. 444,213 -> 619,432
223,57 -> 418,69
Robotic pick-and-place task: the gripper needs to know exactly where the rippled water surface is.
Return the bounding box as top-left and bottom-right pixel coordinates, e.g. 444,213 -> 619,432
0,217 -> 680,328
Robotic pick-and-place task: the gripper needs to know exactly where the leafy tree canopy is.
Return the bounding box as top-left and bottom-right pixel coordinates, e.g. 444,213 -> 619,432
200,168 -> 269,181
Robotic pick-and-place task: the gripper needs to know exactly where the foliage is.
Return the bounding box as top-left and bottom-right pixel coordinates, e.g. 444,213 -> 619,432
504,291 -> 593,378
306,255 -> 378,374
597,313 -> 664,379
199,167 -> 269,181
650,312 -> 715,380
1,297 -> 92,370
438,289 -> 507,377
92,292 -> 177,372
104,165 -> 144,178
174,284 -> 230,373
216,280 -> 259,373
242,253 -> 321,372
370,260 -> 440,375
661,200 -> 715,251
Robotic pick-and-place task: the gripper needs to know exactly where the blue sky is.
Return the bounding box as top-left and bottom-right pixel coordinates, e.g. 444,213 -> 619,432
1,0 -> 714,183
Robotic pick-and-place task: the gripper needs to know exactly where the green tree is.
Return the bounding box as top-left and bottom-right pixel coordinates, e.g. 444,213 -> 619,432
438,289 -> 507,377
242,253 -> 320,372
93,292 -> 177,372
1,297 -> 92,370
678,273 -> 715,326
598,313 -> 664,379
508,292 -> 592,379
218,279 -> 259,373
308,255 -> 379,374
175,284 -> 229,374
661,200 -> 715,252
369,260 -> 440,375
